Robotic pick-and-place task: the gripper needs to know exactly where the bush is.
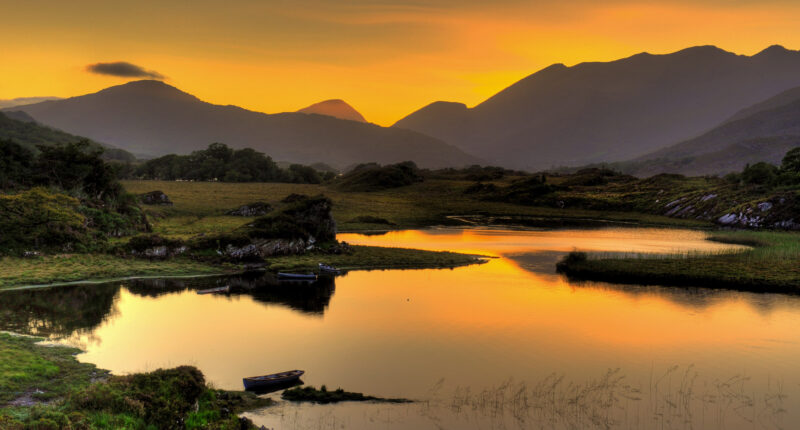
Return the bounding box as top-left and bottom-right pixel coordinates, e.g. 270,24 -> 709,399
0,188 -> 90,252
336,161 -> 423,192
742,162 -> 779,186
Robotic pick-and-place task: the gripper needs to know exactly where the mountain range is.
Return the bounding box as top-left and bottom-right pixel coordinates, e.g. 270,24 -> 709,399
298,99 -> 367,123
4,81 -> 477,169
394,45 -> 800,170
620,86 -> 800,176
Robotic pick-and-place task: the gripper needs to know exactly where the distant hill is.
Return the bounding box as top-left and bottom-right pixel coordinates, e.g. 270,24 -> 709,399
5,81 -> 477,169
625,88 -> 800,176
0,111 -> 134,161
394,45 -> 800,170
0,97 -> 61,109
298,99 -> 367,123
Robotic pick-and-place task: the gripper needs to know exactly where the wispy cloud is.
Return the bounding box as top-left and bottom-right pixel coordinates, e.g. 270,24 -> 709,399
86,61 -> 164,79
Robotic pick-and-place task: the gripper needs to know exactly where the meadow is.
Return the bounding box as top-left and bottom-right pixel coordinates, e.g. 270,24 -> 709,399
120,179 -> 708,238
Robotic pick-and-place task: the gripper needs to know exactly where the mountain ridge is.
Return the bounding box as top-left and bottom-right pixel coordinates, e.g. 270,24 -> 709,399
394,44 -> 800,170
4,80 -> 479,169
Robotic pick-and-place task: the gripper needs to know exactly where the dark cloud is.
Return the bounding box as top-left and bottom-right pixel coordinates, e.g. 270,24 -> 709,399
86,61 -> 164,79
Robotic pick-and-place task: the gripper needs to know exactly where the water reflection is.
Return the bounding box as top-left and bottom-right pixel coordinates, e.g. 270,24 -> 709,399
2,227 -> 800,430
0,283 -> 120,338
0,273 -> 338,338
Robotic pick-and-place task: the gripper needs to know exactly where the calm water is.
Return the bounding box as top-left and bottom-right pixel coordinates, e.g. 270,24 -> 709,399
2,227 -> 799,430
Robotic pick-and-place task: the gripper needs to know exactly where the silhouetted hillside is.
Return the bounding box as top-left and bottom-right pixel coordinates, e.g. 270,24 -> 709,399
627,88 -> 800,176
0,111 -> 133,161
298,99 -> 367,123
6,81 -> 477,169
395,45 -> 800,170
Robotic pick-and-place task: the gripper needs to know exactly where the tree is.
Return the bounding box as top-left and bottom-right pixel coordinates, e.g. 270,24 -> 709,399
741,162 -> 779,186
35,140 -> 121,201
0,139 -> 34,189
782,147 -> 800,174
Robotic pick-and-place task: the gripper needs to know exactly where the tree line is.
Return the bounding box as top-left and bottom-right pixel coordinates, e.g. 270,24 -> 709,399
124,143 -> 336,184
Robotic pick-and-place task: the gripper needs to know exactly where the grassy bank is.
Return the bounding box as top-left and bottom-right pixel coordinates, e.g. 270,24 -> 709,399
265,245 -> 483,272
0,255 -> 232,290
121,179 -> 708,237
0,333 -> 271,429
0,245 -> 482,290
557,230 -> 800,293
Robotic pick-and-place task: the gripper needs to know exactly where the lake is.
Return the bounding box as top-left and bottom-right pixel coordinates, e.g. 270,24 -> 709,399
2,227 -> 798,429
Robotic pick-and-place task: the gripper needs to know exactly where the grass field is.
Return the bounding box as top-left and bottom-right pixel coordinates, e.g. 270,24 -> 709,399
121,179 -> 709,238
557,230 -> 800,292
0,255 -> 231,290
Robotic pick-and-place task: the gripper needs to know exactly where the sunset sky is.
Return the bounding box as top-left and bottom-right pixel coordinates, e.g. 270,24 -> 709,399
3,0 -> 800,125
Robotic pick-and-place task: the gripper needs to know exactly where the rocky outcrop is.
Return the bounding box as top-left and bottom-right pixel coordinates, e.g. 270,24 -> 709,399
140,191 -> 173,206
226,202 -> 272,217
125,235 -> 187,259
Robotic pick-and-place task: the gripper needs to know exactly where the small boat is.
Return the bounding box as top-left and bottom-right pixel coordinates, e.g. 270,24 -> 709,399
278,272 -> 317,280
197,286 -> 230,295
318,263 -> 340,274
243,370 -> 305,391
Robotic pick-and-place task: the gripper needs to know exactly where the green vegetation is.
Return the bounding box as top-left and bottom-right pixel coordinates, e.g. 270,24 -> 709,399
334,161 -> 423,191
0,255 -> 228,289
264,244 -> 481,272
0,334 -> 271,429
0,112 -> 133,162
556,230 -> 800,292
121,178 -> 706,239
131,142 -> 334,183
0,140 -> 149,254
281,386 -> 411,404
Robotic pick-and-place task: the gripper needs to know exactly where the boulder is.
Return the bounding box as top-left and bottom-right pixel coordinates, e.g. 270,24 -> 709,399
140,191 -> 173,206
226,202 -> 272,217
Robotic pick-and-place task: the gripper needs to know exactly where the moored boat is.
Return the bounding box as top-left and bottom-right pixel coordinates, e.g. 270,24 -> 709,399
243,370 -> 305,390
318,263 -> 340,274
197,286 -> 230,295
278,272 -> 317,280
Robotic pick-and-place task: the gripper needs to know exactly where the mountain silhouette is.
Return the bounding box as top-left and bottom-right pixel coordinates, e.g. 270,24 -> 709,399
6,80 -> 477,168
394,45 -> 800,170
298,99 -> 367,123
627,86 -> 800,176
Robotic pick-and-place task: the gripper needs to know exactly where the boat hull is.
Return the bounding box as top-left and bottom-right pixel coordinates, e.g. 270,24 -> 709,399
243,370 -> 305,391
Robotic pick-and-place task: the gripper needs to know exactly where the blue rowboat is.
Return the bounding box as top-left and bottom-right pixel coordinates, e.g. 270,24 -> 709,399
243,370 -> 305,391
278,273 -> 317,280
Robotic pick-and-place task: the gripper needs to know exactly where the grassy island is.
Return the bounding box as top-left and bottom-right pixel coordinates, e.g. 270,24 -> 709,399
556,230 -> 800,293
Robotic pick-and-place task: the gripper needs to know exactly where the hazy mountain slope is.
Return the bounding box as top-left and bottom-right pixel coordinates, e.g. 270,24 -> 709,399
0,111 -> 134,161
724,86 -> 800,123
395,45 -> 800,170
0,97 -> 61,109
618,90 -> 800,176
298,99 -> 367,123
6,80 -> 478,169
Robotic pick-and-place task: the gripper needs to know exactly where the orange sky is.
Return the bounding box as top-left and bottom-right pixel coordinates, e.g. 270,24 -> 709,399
3,0 -> 800,125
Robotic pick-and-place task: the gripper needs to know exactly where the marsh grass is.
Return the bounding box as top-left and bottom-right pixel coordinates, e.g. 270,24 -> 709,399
557,230 -> 800,292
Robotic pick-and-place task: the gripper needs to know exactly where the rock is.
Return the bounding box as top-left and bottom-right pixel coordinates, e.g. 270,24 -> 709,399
718,213 -> 738,225
22,251 -> 41,258
757,202 -> 773,212
700,194 -> 717,202
140,191 -> 173,206
226,202 -> 272,217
